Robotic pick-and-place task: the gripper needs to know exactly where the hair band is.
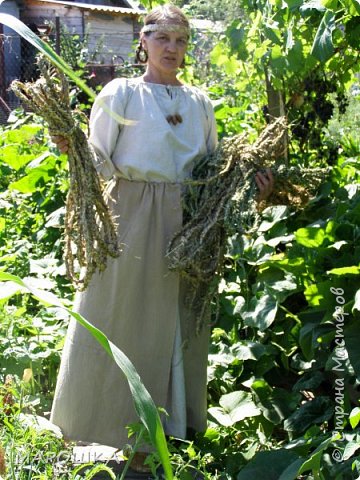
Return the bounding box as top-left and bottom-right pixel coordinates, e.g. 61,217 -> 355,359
141,23 -> 190,36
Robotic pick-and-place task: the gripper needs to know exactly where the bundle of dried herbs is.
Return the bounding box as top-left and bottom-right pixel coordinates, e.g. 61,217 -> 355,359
11,60 -> 120,290
166,117 -> 328,333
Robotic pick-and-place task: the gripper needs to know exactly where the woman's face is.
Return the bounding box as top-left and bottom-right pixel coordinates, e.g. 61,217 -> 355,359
141,28 -> 188,75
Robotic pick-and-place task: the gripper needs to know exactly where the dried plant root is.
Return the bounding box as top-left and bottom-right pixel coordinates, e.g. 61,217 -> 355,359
167,117 -> 329,332
11,59 -> 120,289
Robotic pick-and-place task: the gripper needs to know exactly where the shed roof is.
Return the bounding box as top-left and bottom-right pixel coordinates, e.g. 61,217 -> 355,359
33,0 -> 143,16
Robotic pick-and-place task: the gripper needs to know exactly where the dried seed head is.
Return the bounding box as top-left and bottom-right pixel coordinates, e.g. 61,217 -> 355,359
11,58 -> 121,289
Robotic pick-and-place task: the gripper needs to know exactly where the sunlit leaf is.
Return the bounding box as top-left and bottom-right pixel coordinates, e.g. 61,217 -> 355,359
209,391 -> 261,427
295,226 -> 325,247
240,294 -> 278,331
311,11 -> 336,63
327,265 -> 360,275
349,407 -> 360,429
353,290 -> 360,313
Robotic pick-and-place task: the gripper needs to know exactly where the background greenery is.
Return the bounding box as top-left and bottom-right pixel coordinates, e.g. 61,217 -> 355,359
1,0 -> 360,478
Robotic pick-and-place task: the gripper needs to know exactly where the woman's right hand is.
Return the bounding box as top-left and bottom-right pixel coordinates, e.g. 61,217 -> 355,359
51,135 -> 69,154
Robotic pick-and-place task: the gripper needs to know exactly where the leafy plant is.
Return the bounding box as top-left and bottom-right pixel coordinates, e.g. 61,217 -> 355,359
0,272 -> 174,479
204,153 -> 360,478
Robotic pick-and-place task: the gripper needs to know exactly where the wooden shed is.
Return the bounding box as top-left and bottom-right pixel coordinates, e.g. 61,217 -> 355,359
0,0 -> 143,118
21,0 -> 143,63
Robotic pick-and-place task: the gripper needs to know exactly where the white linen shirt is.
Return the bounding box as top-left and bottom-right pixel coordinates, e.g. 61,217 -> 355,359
88,77 -> 218,182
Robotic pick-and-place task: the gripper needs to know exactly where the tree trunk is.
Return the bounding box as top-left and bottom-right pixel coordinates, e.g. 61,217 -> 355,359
265,70 -> 289,165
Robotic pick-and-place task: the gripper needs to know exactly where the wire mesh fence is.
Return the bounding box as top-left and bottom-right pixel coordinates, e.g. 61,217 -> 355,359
0,29 -> 140,123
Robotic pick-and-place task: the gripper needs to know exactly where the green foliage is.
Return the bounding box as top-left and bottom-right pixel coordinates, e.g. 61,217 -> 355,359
207,0 -> 360,159
0,117 -> 69,287
205,153 -> 360,477
0,272 -> 174,479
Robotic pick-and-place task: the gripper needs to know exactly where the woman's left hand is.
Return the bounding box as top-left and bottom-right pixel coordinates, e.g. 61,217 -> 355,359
255,168 -> 274,202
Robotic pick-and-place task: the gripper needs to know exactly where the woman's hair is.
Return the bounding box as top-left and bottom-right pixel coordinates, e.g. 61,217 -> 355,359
135,4 -> 189,64
143,4 -> 189,29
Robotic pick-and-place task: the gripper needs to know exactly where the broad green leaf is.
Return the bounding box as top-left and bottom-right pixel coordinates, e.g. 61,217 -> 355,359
321,0 -> 338,9
258,205 -> 289,232
9,167 -> 52,193
1,124 -> 42,144
237,450 -> 300,480
278,459 -> 304,480
252,380 -> 300,424
285,0 -> 304,9
345,17 -> 360,49
287,40 -> 306,73
342,0 -> 360,15
209,391 -> 261,427
0,272 -> 173,479
349,407 -> 360,429
227,23 -> 246,52
248,10 -> 262,38
311,11 -> 336,63
210,43 -> 229,66
297,436 -> 334,474
327,265 -> 360,275
295,226 -> 325,247
232,341 -> 275,361
299,320 -> 324,359
304,282 -> 326,306
284,397 -> 333,434
0,146 -> 35,170
240,294 -> 278,331
343,441 -> 360,460
265,256 -> 305,275
266,275 -> 298,303
292,371 -> 324,392
279,436 -> 334,479
349,407 -> 360,428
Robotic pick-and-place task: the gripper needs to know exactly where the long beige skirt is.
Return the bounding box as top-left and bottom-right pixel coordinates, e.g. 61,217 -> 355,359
50,178 -> 210,449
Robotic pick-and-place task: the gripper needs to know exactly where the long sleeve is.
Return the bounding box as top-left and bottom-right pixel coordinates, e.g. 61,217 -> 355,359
201,94 -> 218,154
88,78 -> 128,181
206,104 -> 218,154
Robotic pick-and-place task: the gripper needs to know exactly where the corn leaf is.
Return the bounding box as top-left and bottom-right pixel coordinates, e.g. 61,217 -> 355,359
0,272 -> 173,480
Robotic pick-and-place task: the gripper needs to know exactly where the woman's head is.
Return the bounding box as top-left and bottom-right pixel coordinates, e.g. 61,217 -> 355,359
135,4 -> 190,69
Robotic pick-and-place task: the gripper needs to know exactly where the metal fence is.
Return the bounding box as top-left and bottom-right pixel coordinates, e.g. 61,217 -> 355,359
0,29 -> 139,123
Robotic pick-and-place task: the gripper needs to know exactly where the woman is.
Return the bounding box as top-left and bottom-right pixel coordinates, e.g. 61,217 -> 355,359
50,3 -> 273,472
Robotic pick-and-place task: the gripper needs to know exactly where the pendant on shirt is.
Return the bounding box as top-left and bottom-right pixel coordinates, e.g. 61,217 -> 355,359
166,114 -> 183,125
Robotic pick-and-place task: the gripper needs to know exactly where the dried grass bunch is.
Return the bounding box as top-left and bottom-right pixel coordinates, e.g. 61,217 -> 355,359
167,118 -> 328,332
11,60 -> 120,290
